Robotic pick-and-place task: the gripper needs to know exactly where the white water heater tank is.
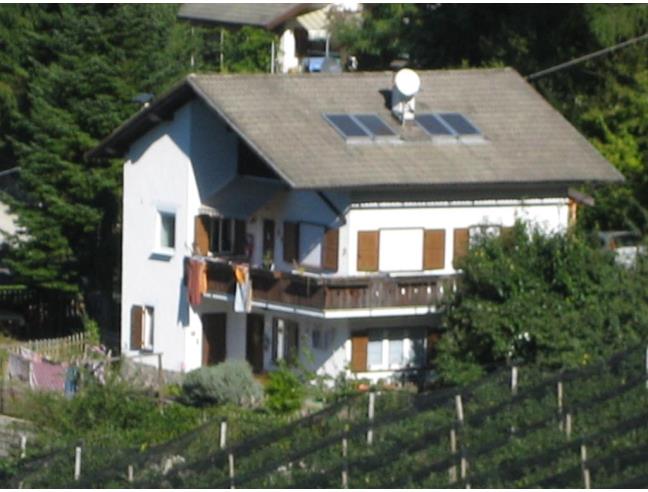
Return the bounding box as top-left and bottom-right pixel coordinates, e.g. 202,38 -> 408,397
391,68 -> 421,123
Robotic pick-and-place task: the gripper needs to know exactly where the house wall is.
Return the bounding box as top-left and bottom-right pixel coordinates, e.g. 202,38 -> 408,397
122,99 -> 239,372
194,297 -> 437,383
343,198 -> 569,276
122,104 -> 192,372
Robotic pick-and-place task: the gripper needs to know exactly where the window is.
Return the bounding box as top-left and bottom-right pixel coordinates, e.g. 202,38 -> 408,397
312,326 -> 334,351
299,223 -> 325,268
210,217 -> 233,254
283,221 -> 339,271
159,212 -> 175,249
272,318 -> 299,363
378,229 -> 424,272
367,333 -> 383,368
194,214 -> 246,257
469,224 -> 502,246
362,328 -> 427,371
130,305 -> 154,351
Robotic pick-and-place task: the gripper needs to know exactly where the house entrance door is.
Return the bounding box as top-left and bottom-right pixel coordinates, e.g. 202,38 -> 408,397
246,313 -> 265,374
202,313 -> 226,366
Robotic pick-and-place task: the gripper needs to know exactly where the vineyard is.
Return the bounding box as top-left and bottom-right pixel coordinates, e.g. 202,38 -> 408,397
6,344 -> 648,488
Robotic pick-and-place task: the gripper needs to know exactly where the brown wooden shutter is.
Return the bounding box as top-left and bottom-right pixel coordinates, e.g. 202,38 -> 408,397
283,222 -> 299,263
234,219 -> 246,255
501,226 -> 514,245
322,228 -> 339,271
426,330 -> 441,368
130,305 -> 143,350
194,215 -> 210,256
423,229 -> 446,270
453,228 -> 470,268
350,331 -> 368,372
357,231 -> 379,272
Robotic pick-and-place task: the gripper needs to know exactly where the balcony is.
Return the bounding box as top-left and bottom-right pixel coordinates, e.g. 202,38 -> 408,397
204,260 -> 455,313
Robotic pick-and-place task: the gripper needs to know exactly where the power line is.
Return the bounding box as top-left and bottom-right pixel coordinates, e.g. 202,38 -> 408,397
526,31 -> 648,81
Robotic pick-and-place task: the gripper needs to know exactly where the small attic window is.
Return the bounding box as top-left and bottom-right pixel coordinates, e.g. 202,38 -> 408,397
323,113 -> 397,142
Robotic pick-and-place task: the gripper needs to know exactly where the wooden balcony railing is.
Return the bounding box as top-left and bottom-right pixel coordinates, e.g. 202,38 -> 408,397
204,260 -> 455,311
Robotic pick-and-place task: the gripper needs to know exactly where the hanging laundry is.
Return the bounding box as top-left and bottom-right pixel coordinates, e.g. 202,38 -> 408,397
31,359 -> 67,392
188,257 -> 207,307
64,366 -> 79,398
234,263 -> 252,313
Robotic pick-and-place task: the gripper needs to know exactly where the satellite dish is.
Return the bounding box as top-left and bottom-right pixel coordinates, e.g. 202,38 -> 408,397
394,68 -> 420,98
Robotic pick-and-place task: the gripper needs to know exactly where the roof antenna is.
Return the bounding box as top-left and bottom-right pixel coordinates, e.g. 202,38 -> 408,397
391,68 -> 420,124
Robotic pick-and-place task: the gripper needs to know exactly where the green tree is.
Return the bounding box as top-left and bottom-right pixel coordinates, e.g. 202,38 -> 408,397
437,222 -> 648,384
3,4 -> 192,295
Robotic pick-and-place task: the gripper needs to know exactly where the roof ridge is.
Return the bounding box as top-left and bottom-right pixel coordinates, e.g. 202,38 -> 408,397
190,66 -> 515,81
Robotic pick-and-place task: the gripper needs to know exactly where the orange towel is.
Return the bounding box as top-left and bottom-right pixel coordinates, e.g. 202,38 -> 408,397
188,258 -> 207,307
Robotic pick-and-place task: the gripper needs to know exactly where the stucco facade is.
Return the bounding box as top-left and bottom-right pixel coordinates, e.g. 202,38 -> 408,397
120,96 -> 570,378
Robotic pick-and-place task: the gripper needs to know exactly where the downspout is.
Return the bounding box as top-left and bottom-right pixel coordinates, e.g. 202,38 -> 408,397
271,41 -> 276,74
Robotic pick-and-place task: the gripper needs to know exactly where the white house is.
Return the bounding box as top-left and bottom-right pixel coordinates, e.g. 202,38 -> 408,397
88,68 -> 622,382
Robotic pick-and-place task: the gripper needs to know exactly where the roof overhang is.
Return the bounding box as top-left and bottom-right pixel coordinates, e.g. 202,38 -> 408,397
86,79 -> 194,160
86,75 -> 296,188
177,4 -> 320,31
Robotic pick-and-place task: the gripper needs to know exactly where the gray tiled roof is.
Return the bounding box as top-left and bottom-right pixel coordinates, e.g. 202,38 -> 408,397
187,69 -> 623,189
177,4 -> 310,29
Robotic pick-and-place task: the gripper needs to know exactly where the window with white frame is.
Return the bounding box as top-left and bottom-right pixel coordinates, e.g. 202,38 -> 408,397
158,211 -> 176,251
366,328 -> 427,371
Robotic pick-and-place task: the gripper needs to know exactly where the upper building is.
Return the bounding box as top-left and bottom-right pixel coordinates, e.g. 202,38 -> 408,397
177,3 -> 360,73
89,68 -> 622,381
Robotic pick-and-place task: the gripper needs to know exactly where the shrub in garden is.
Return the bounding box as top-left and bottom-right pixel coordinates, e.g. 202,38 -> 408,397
181,360 -> 263,408
265,363 -> 306,414
437,221 -> 648,384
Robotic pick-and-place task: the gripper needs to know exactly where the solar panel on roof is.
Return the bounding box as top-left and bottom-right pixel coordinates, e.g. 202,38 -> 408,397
354,114 -> 397,138
324,114 -> 370,139
438,112 -> 480,135
415,113 -> 454,136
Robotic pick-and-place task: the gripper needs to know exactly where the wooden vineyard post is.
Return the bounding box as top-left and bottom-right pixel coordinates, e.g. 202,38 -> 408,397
367,392 -> 375,445
511,366 -> 518,396
74,446 -> 82,481
449,428 -> 457,484
342,424 -> 349,488
220,421 -> 227,449
229,452 -> 235,489
557,381 -> 564,431
455,394 -> 464,425
580,444 -> 591,489
449,394 -> 466,486
565,413 -> 572,440
19,434 -> 26,459
455,394 -> 469,488
127,465 -> 134,483
645,345 -> 648,390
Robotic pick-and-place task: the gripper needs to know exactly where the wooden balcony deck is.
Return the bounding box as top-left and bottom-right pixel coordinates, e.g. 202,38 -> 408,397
204,260 -> 455,311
